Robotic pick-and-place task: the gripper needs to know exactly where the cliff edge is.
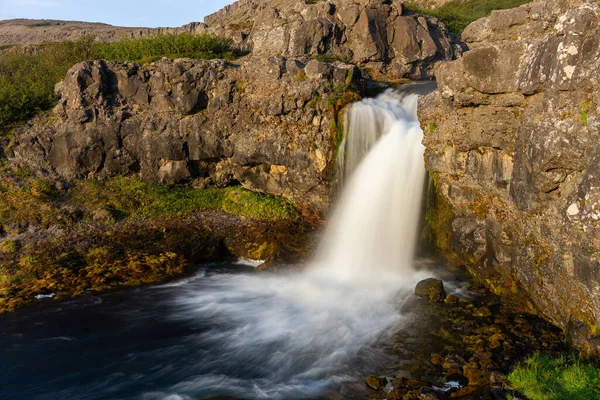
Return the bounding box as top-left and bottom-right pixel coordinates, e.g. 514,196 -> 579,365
420,0 -> 600,356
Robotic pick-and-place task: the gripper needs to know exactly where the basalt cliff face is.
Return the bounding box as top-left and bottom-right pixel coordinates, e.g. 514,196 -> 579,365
419,0 -> 600,356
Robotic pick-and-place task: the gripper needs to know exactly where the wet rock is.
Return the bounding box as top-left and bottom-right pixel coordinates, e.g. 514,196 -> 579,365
444,294 -> 459,304
417,387 -> 443,400
450,386 -> 481,398
472,306 -> 492,318
430,353 -> 444,366
490,388 -> 509,400
415,278 -> 446,303
366,375 -> 387,390
445,369 -> 468,386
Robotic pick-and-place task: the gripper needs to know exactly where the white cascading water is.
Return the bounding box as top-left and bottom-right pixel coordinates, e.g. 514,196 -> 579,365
313,88 -> 427,282
8,85 -> 434,400
161,86 -> 432,399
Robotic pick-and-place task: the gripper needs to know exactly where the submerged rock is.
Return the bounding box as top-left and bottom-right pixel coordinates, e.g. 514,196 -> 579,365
366,375 -> 387,391
415,277 -> 446,303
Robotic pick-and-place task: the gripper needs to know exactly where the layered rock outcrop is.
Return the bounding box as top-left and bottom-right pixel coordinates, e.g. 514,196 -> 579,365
205,0 -> 463,80
11,57 -> 362,212
419,0 -> 600,355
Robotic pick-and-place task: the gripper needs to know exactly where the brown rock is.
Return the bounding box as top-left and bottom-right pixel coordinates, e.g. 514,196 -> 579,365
420,0 -> 600,357
366,375 -> 387,390
415,278 -> 446,303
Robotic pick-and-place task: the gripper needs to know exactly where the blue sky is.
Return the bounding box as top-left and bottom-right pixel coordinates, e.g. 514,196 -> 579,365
0,0 -> 236,27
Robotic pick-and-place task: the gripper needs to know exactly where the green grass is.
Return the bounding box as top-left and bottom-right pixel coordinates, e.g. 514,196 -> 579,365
71,176 -> 299,221
0,171 -> 299,237
508,353 -> 600,400
0,33 -> 234,134
404,0 -> 533,34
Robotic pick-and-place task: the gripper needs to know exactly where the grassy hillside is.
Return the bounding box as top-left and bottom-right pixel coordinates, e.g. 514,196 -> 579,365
0,33 -> 234,134
405,0 -> 533,34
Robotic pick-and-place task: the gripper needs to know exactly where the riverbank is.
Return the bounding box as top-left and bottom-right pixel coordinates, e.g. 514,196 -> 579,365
0,168 -> 317,313
364,265 -> 571,399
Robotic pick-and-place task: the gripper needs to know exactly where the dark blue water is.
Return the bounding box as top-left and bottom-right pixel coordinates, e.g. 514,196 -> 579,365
0,262 -> 418,400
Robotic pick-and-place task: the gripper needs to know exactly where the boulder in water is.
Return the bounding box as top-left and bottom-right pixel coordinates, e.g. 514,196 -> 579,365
415,278 -> 446,303
365,375 -> 387,390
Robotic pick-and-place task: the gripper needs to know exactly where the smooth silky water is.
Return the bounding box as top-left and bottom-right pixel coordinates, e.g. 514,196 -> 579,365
0,83 -> 440,400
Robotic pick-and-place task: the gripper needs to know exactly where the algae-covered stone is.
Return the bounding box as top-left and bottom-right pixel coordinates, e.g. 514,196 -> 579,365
415,278 -> 446,303
366,375 -> 386,390
0,240 -> 20,254
472,306 -> 492,318
444,294 -> 459,304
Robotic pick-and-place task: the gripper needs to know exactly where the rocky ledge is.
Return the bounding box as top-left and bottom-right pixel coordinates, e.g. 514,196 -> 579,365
420,0 -> 600,356
11,56 -> 362,212
205,0 -> 463,80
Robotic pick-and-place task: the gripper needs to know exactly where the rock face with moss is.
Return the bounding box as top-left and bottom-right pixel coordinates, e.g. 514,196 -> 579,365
419,0 -> 600,355
10,56 -> 364,212
204,0 -> 463,80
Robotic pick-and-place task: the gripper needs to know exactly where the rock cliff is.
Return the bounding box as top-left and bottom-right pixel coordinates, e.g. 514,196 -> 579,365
11,56 -> 363,212
205,0 -> 463,80
419,0 -> 600,356
3,0 -> 463,80
8,0 -> 465,212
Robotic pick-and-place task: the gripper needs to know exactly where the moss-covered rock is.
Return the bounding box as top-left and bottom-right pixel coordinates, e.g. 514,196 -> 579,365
415,278 -> 446,303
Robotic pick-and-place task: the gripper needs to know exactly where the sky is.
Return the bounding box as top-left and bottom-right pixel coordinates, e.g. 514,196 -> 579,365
0,0 -> 236,27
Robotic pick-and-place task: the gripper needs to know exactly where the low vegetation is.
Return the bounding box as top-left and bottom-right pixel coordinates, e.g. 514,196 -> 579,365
508,353 -> 600,400
0,33 -> 235,134
0,169 -> 302,312
404,0 -> 533,34
72,176 -> 298,222
0,167 -> 298,235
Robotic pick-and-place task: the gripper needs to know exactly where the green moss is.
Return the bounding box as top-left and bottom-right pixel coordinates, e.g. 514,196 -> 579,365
424,174 -> 455,254
294,69 -> 307,82
312,54 -> 350,64
72,176 -> 298,221
579,99 -> 595,126
221,186 -> 298,221
508,354 -> 600,400
403,0 -> 534,34
0,240 -> 19,254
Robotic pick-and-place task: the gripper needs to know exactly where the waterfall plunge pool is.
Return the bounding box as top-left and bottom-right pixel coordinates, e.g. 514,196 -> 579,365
0,260 -> 472,400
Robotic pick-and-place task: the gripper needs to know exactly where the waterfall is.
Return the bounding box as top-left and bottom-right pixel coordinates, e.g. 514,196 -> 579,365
5,84 -> 438,400
313,84 -> 432,282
